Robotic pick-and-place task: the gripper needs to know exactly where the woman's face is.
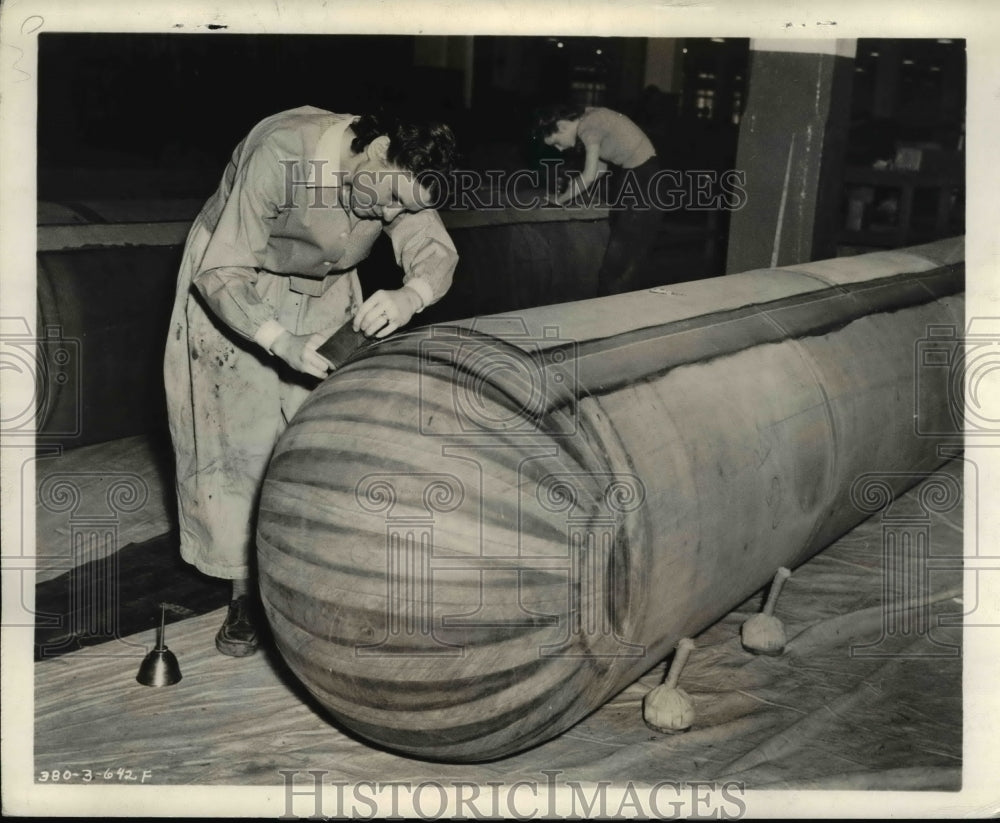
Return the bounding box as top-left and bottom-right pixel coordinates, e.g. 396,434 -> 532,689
349,163 -> 432,222
348,135 -> 434,222
544,119 -> 578,151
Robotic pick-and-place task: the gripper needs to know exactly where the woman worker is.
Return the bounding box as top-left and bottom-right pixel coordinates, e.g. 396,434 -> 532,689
164,106 -> 459,656
536,103 -> 661,296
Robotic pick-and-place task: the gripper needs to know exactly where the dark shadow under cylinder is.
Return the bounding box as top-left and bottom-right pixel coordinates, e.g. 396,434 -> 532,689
257,238 -> 964,762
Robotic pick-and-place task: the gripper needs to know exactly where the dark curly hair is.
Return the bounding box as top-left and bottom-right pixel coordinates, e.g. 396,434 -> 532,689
351,111 -> 457,200
533,103 -> 586,140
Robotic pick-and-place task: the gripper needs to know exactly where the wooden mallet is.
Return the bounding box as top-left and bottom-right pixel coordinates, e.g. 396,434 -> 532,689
740,566 -> 792,655
643,637 -> 696,733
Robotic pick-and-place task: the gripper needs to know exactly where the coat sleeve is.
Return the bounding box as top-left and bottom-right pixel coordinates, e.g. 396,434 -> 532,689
381,209 -> 458,311
191,142 -> 288,351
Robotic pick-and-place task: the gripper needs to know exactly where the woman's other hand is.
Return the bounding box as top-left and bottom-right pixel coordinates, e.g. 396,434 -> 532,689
271,331 -> 333,379
353,287 -> 421,338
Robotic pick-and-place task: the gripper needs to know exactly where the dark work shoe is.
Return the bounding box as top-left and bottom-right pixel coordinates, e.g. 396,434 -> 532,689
215,595 -> 259,657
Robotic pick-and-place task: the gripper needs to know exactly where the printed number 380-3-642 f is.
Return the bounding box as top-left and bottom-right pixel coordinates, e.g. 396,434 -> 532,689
38,768 -> 153,783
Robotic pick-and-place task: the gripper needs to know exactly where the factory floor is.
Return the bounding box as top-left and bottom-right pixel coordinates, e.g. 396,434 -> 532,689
17,434 -> 969,815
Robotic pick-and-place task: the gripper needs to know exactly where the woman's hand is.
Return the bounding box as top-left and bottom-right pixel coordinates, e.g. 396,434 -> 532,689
353,288 -> 421,338
271,331 -> 333,379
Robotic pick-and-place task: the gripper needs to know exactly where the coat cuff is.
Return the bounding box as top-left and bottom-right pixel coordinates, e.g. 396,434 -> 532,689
254,319 -> 288,353
403,278 -> 434,313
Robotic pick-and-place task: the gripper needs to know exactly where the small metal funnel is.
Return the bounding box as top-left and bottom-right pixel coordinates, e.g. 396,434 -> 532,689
136,605 -> 182,687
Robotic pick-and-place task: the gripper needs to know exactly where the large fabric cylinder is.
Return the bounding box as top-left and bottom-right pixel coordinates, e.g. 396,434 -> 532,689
257,238 -> 963,762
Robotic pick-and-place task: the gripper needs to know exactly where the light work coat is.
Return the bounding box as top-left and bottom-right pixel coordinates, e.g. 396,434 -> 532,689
164,106 -> 458,579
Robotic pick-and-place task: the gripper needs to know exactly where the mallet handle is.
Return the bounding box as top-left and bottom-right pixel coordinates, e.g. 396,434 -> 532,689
762,567 -> 792,616
664,637 -> 695,689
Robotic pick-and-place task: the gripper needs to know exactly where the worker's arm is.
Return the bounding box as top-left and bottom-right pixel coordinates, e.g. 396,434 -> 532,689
355,209 -> 458,338
554,140 -> 603,206
192,143 -> 331,378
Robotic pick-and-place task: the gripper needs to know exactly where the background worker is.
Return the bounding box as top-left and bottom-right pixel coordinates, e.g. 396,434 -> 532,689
537,104 -> 662,296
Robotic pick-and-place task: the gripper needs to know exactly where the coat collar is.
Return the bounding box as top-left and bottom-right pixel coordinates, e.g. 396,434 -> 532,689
306,115 -> 356,188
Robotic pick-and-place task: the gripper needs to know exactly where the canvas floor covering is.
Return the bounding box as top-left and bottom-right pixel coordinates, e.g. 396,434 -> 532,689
30,437 -> 964,792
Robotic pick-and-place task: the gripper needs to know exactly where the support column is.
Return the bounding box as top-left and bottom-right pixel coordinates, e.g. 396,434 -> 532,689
643,38 -> 683,94
726,39 -> 856,273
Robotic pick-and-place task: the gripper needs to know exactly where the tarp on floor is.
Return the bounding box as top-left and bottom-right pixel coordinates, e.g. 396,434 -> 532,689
29,461 -> 964,815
